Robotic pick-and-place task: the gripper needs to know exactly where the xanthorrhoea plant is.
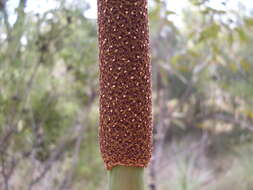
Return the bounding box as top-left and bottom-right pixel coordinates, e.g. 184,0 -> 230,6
97,0 -> 152,189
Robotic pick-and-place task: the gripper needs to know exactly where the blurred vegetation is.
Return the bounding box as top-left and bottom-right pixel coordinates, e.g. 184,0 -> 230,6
0,0 -> 253,190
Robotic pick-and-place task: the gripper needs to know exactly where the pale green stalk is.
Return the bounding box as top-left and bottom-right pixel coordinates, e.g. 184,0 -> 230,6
109,166 -> 144,190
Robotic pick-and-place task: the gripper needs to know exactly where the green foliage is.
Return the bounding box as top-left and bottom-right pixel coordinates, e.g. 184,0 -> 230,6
199,23 -> 220,42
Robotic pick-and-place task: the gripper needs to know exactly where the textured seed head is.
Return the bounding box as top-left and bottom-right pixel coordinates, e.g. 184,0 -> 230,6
98,0 -> 152,170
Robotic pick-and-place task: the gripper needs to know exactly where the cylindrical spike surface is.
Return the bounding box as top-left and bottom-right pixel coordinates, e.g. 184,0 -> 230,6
98,0 -> 152,170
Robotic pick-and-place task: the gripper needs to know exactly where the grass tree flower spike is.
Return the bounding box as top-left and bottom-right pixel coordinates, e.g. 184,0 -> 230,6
98,0 -> 152,186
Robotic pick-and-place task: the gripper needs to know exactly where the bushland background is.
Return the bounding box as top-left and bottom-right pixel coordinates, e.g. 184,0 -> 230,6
0,0 -> 253,189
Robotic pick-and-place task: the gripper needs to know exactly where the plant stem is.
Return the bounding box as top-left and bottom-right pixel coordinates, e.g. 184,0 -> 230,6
109,166 -> 144,190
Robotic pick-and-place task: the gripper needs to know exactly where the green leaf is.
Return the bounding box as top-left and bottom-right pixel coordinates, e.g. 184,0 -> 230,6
244,17 -> 253,27
199,23 -> 220,42
149,3 -> 161,21
190,0 -> 207,6
172,119 -> 186,129
201,7 -> 226,15
165,10 -> 176,15
235,28 -> 248,42
228,33 -> 234,47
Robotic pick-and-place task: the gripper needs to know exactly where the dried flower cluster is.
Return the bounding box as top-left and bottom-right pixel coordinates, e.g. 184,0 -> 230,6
98,0 -> 152,170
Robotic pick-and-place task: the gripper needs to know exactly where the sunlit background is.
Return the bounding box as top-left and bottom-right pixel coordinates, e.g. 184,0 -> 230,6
1,0 -> 253,190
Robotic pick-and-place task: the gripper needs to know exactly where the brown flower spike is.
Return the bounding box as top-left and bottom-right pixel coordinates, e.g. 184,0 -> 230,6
98,0 -> 152,170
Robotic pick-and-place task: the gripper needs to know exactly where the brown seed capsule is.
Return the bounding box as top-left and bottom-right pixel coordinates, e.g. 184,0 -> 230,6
98,0 -> 152,170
